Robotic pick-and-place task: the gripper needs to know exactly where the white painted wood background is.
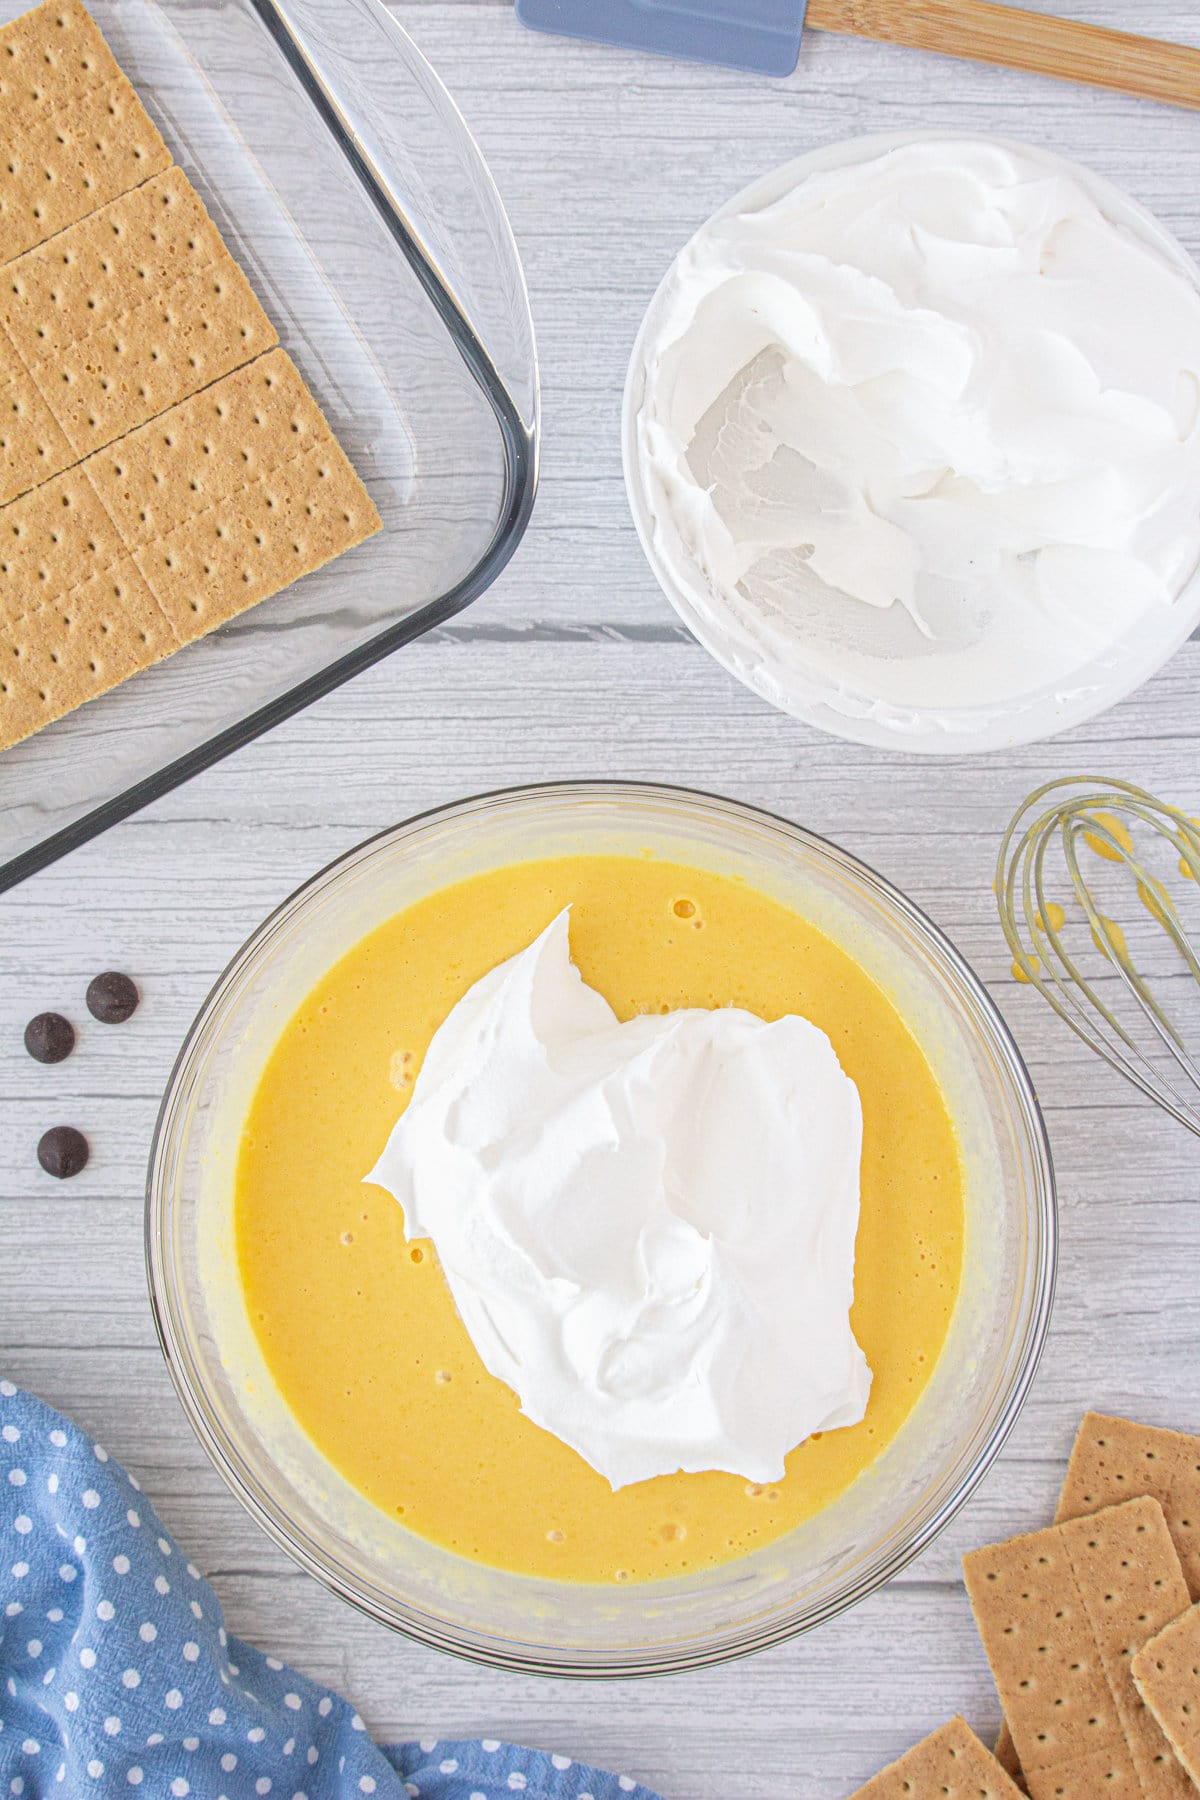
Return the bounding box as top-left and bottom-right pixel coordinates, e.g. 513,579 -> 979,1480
4,3 -> 1200,1793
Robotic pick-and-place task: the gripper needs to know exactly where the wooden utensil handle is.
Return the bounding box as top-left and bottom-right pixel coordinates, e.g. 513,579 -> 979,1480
806,0 -> 1200,111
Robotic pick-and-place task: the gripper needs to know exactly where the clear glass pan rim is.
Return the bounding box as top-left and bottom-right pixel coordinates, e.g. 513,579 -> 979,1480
145,778 -> 1058,1677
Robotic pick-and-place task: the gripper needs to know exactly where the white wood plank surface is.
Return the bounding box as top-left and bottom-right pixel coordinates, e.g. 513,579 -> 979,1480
3,4 -> 1200,1794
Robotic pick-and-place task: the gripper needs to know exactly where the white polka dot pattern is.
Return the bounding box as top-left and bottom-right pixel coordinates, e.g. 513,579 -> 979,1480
0,1383 -> 660,1800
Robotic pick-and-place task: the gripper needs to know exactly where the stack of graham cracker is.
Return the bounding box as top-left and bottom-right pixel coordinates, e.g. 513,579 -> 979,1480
0,0 -> 380,751
849,1412 -> 1200,1798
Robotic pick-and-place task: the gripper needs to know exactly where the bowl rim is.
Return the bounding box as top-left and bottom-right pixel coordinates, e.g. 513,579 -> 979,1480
621,129 -> 1200,756
145,777 -> 1057,1677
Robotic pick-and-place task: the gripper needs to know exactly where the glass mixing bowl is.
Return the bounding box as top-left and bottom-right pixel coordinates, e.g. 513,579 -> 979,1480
147,782 -> 1056,1676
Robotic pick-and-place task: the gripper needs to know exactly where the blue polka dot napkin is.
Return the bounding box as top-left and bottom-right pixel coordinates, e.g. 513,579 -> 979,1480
0,1382 -> 665,1800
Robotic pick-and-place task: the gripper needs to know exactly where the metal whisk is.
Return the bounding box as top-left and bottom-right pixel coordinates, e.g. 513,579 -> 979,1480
997,776 -> 1200,1137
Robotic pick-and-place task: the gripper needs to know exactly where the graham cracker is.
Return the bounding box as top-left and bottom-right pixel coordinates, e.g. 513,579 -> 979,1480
0,0 -> 380,750
1131,1603 -> 1200,1790
84,347 -> 380,642
850,1716 -> 1024,1798
0,321 -> 72,503
963,1495 -> 1193,1800
0,0 -> 170,263
992,1725 -> 1025,1788
996,1413 -> 1200,1791
0,465 -> 174,747
3,166 -> 277,459
1061,1415 -> 1200,1602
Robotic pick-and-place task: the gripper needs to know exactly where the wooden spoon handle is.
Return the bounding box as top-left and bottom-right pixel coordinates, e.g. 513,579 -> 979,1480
806,0 -> 1200,111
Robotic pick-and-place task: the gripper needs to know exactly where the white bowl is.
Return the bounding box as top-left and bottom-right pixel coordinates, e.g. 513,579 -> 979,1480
623,133 -> 1200,755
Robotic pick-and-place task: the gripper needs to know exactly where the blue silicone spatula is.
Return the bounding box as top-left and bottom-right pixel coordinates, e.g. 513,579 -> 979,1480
515,0 -> 1200,108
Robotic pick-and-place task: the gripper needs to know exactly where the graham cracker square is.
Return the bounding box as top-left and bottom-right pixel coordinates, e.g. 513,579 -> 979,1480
0,322 -> 72,503
84,347 -> 380,642
3,166 -> 277,459
963,1496 -> 1193,1800
0,458 -> 119,601
1061,1415 -> 1200,1601
1132,1603 -> 1200,1790
0,0 -> 170,263
850,1716 -> 1024,1798
0,465 -> 174,748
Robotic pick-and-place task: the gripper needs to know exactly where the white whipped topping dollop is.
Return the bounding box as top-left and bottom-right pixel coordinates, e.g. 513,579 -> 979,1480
365,910 -> 869,1489
629,137 -> 1200,736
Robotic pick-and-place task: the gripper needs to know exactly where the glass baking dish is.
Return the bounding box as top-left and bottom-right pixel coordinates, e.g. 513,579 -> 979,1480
0,0 -> 539,891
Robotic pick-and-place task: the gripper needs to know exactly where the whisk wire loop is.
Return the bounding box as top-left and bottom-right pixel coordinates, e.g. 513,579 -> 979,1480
997,776 -> 1200,1137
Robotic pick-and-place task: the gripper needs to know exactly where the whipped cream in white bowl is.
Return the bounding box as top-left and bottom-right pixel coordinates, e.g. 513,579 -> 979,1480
624,135 -> 1200,753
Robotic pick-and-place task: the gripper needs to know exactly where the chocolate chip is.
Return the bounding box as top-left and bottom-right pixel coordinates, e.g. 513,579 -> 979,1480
86,971 -> 139,1024
37,1125 -> 89,1179
24,1011 -> 75,1063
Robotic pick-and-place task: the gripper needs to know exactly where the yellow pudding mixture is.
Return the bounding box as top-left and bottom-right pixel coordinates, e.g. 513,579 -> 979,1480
236,855 -> 965,1583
